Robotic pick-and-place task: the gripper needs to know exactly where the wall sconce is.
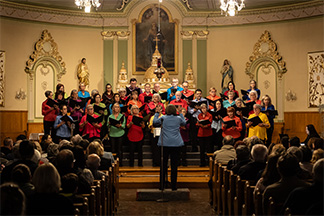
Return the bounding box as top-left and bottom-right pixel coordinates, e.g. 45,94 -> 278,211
286,90 -> 297,101
15,88 -> 27,100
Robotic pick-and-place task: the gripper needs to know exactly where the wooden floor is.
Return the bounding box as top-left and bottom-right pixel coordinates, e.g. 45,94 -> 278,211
119,166 -> 210,189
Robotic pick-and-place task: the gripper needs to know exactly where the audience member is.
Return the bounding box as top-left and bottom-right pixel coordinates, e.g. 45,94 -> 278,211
1,137 -> 13,158
287,146 -> 312,179
311,148 -> 324,164
238,144 -> 267,181
280,135 -> 289,150
1,140 -> 37,182
87,141 -> 114,169
303,124 -> 320,145
263,153 -> 309,214
299,145 -> 313,175
282,158 -> 324,215
254,153 -> 281,196
11,164 -> 35,197
227,145 -> 251,174
46,143 -> 59,164
313,137 -> 324,150
214,135 -> 236,165
0,182 -> 26,215
86,154 -> 107,180
289,136 -> 300,147
269,143 -> 286,155
27,163 -> 74,215
60,173 -> 83,203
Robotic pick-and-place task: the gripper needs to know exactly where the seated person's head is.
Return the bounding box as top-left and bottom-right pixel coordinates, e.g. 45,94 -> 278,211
235,145 -> 250,161
47,143 -> 59,158
61,173 -> 79,194
3,137 -> 13,149
166,104 -> 177,115
19,140 -> 35,160
32,163 -> 61,194
270,144 -> 286,155
11,164 -> 32,184
56,149 -> 75,170
289,136 -> 300,147
280,135 -> 289,149
287,146 -> 303,162
71,134 -> 82,146
251,144 -> 268,163
222,135 -> 235,146
234,140 -> 247,149
313,158 -> 324,183
0,183 -> 25,215
86,154 -> 101,170
277,153 -> 299,178
311,149 -> 324,164
58,140 -> 74,151
299,145 -> 312,163
87,141 -> 104,157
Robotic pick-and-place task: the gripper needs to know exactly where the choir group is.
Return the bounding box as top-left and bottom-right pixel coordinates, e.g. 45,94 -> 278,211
42,78 -> 277,166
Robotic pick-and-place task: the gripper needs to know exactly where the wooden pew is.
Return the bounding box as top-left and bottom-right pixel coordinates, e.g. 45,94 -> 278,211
243,181 -> 255,215
73,199 -> 89,216
92,181 -> 102,215
221,169 -> 230,216
208,156 -> 214,205
227,171 -> 237,216
233,176 -> 245,216
212,160 -> 218,210
81,189 -> 95,216
216,163 -> 224,215
115,158 -> 120,209
254,188 -> 263,216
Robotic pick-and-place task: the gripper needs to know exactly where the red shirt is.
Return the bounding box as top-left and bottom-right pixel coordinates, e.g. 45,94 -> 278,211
79,114 -> 102,138
145,102 -> 165,115
170,99 -> 188,111
42,99 -> 59,122
196,112 -> 213,137
222,116 -> 242,139
127,115 -> 144,142
139,92 -> 153,104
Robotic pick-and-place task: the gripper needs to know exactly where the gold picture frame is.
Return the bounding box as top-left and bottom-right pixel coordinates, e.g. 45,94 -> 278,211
132,4 -> 178,75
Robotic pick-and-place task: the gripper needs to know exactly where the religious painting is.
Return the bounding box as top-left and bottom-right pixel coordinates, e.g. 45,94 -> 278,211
308,51 -> 324,107
0,51 -> 5,107
133,5 -> 178,75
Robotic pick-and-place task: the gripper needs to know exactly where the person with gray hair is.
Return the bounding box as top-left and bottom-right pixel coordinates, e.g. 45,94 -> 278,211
214,135 -> 236,165
86,154 -> 107,180
170,91 -> 188,110
167,78 -> 184,102
247,104 -> 270,143
238,144 -> 268,181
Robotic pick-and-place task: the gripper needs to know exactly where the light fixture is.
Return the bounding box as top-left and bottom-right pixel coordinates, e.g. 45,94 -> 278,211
220,0 -> 245,17
75,0 -> 101,13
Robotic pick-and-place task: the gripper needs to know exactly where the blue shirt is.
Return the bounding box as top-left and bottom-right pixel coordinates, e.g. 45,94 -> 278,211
167,86 -> 184,102
54,115 -> 73,138
261,105 -> 275,126
223,100 -> 236,108
243,88 -> 261,100
78,91 -> 90,98
153,113 -> 186,147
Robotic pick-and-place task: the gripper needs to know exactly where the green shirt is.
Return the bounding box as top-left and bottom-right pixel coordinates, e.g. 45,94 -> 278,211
107,113 -> 125,137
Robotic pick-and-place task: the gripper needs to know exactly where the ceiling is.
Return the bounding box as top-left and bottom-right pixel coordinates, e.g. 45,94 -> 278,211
5,0 -> 314,12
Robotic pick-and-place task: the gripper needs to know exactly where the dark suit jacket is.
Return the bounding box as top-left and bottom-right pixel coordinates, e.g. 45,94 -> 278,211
238,161 -> 266,181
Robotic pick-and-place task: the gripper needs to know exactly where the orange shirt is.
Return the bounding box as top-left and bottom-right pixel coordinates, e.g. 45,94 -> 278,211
127,100 -> 143,114
196,112 -> 213,137
222,116 -> 242,139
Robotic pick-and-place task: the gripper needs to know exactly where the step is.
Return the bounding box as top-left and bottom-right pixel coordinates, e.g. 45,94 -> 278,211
136,188 -> 190,201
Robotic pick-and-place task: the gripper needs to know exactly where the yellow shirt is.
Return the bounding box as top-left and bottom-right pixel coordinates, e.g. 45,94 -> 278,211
148,113 -> 163,133
248,112 -> 270,140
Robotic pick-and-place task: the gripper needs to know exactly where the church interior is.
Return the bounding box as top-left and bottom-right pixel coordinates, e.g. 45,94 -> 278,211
0,0 -> 323,215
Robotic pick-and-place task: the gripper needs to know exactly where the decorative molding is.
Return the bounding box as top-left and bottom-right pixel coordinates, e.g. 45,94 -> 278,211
41,81 -> 48,90
286,90 -> 297,102
101,31 -> 130,40
181,0 -> 193,11
0,0 -> 323,27
245,30 -> 286,79
116,0 -> 129,11
263,80 -> 270,89
0,50 -> 5,107
308,51 -> 324,107
181,30 -> 209,39
25,30 -> 66,81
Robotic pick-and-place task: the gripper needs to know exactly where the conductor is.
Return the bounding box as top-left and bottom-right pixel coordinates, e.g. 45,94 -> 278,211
153,104 -> 186,191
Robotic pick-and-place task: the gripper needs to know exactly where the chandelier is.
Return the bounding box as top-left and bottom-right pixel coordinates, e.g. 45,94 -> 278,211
220,0 -> 245,17
75,0 -> 101,13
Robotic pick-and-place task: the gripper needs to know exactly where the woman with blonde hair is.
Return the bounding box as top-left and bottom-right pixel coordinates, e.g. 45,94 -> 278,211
27,163 -> 74,215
